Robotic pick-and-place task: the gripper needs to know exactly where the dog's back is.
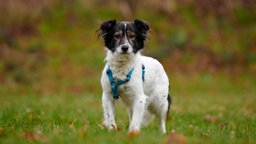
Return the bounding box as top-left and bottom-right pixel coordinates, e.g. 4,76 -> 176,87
141,56 -> 169,97
141,56 -> 170,126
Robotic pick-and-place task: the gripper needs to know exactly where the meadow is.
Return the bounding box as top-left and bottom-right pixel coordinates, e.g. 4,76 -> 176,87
0,0 -> 256,143
1,73 -> 255,144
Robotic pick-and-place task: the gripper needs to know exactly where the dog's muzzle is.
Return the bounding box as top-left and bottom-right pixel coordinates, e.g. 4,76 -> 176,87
121,45 -> 129,52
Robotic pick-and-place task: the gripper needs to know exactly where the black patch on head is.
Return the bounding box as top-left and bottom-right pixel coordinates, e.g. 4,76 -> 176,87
133,19 -> 149,53
134,19 -> 149,35
98,19 -> 117,52
98,19 -> 149,54
100,20 -> 116,33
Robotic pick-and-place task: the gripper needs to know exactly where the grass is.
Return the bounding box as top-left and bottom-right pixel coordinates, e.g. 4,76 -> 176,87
0,73 -> 255,144
1,1 -> 256,143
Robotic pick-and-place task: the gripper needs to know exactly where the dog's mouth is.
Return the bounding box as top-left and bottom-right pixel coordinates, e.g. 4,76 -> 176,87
121,51 -> 129,54
115,51 -> 134,58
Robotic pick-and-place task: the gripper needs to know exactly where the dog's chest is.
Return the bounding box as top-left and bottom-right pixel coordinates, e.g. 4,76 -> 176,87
111,67 -> 145,97
117,84 -> 136,105
117,84 -> 132,96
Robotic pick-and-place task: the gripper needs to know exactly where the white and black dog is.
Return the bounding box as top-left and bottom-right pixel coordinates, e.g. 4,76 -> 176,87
98,19 -> 171,135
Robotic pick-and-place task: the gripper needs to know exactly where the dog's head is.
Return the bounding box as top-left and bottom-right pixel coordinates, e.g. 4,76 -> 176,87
98,19 -> 149,55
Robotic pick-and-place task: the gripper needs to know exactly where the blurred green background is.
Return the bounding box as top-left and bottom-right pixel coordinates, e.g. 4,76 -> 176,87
0,0 -> 255,94
0,0 -> 256,143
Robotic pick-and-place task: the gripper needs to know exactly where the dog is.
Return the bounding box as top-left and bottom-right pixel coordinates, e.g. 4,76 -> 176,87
98,19 -> 171,135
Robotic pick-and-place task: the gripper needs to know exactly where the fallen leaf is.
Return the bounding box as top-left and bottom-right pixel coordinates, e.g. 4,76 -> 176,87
165,133 -> 187,144
68,120 -> 77,131
188,124 -> 194,130
220,122 -> 228,130
29,112 -> 34,121
22,132 -> 36,142
244,141 -> 253,144
68,123 -> 75,130
21,131 -> 48,142
0,127 -> 5,136
230,131 -> 235,139
80,120 -> 89,138
204,114 -> 218,123
166,115 -> 173,121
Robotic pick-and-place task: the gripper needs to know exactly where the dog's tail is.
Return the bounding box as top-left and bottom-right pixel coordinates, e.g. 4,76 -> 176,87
166,85 -> 172,120
166,94 -> 172,118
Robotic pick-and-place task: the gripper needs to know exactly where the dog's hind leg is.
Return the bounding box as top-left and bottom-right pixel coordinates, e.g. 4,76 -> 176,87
156,106 -> 168,134
155,95 -> 170,134
142,110 -> 155,127
126,108 -> 132,123
158,114 -> 167,133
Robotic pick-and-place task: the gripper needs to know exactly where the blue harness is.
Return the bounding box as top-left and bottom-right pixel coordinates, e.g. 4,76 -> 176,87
106,65 -> 145,100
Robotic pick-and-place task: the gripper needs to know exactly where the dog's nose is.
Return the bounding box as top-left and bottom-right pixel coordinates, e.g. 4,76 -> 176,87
121,46 -> 129,52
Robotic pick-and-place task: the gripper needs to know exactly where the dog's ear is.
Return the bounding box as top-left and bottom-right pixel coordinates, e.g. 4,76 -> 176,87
134,19 -> 149,33
98,19 -> 116,38
100,20 -> 116,32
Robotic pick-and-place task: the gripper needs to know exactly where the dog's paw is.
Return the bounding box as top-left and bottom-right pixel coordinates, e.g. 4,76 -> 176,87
99,122 -> 120,131
110,124 -> 119,131
128,129 -> 140,138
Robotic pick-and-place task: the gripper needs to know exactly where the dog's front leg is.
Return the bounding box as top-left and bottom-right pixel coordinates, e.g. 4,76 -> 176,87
128,96 -> 146,136
102,92 -> 117,130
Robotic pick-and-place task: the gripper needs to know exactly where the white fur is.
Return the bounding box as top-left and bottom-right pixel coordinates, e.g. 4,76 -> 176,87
101,49 -> 169,134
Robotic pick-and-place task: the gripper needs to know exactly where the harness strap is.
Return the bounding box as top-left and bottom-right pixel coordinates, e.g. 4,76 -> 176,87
106,65 -> 145,100
142,64 -> 145,82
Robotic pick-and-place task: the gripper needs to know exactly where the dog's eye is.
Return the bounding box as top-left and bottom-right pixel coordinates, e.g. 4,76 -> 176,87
128,34 -> 135,39
114,34 -> 122,39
